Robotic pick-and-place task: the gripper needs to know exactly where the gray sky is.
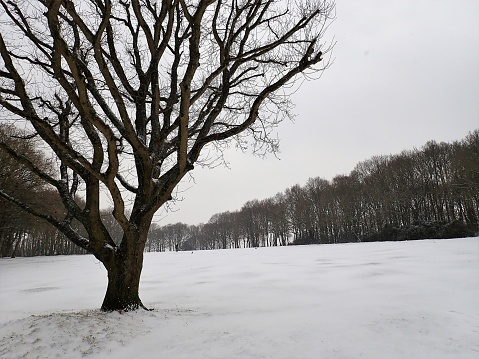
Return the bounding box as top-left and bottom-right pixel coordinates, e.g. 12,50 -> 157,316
157,0 -> 479,226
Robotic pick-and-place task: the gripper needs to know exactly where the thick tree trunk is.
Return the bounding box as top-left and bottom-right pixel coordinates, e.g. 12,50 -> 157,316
101,250 -> 147,312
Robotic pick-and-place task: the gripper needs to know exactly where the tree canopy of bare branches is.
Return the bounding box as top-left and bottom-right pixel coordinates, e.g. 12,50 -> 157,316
0,0 -> 334,311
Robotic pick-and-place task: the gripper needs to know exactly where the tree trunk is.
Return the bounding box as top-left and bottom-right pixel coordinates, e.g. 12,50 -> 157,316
11,234 -> 21,258
7,231 -> 22,258
101,250 -> 147,312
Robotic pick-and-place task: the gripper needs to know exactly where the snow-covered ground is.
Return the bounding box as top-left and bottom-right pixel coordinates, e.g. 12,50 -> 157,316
0,238 -> 478,359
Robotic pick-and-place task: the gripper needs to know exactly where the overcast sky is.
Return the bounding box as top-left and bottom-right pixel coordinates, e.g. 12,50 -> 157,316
157,0 -> 479,226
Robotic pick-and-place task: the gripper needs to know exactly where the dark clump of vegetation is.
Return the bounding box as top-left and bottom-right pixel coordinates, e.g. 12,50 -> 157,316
364,220 -> 478,243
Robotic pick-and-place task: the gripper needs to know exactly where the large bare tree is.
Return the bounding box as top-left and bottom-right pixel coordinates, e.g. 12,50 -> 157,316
0,0 -> 334,311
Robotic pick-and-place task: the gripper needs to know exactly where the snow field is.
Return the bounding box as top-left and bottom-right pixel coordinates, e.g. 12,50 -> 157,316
1,238 -> 478,358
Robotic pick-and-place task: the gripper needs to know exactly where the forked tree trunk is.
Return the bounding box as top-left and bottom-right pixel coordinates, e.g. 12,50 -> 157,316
101,249 -> 147,312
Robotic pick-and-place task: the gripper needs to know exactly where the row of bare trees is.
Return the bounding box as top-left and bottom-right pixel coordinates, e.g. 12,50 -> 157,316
0,124 -> 125,257
1,205 -> 125,257
0,124 -> 77,257
2,129 -> 477,256
146,203 -> 289,251
146,130 -> 479,250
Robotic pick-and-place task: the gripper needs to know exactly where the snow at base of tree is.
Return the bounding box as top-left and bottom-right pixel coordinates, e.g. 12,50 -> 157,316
0,238 -> 478,359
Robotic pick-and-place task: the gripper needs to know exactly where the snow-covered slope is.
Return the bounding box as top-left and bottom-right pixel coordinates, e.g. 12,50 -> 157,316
1,238 -> 478,358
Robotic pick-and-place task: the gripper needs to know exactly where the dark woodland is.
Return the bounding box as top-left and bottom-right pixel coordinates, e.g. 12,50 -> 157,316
145,131 -> 479,250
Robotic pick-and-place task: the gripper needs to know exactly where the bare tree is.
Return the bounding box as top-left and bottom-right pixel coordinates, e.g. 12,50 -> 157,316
0,0 -> 334,311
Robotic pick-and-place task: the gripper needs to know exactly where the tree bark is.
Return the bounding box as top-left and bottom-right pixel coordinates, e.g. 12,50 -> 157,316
101,249 -> 147,312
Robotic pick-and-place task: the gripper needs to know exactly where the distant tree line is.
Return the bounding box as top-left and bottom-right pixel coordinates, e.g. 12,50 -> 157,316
0,125 -> 126,257
1,127 -> 478,257
146,130 -> 479,251
0,124 -> 76,257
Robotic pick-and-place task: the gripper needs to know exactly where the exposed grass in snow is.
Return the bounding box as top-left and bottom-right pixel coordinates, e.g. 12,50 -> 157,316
1,238 -> 478,358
